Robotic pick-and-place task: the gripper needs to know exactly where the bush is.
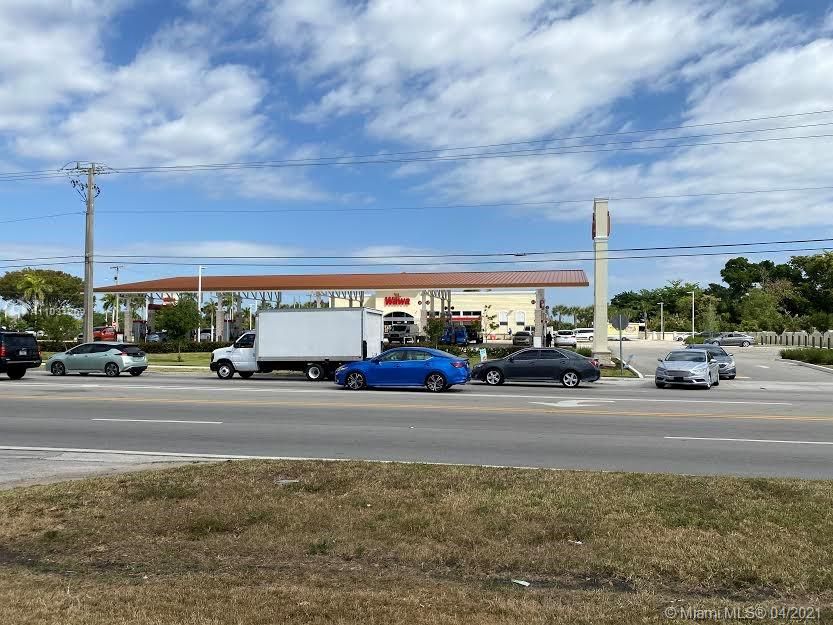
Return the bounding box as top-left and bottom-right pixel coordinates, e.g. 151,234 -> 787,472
138,341 -> 231,354
684,336 -> 706,344
780,348 -> 833,366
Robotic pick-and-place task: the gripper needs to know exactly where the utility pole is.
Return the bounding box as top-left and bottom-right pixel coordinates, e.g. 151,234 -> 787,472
110,265 -> 124,330
62,162 -> 108,343
657,302 -> 664,340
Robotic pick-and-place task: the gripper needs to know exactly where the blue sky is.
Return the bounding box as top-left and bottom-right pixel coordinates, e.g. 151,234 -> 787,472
2,0 -> 833,307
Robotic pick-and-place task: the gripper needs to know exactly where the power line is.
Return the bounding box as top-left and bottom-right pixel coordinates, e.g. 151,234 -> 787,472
0,211 -> 81,224
1,237 -> 831,265
1,107 -> 833,182
95,184 -> 833,216
1,245 -> 828,272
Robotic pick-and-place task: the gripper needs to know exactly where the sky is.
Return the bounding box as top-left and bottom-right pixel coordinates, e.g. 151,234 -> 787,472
2,0 -> 833,308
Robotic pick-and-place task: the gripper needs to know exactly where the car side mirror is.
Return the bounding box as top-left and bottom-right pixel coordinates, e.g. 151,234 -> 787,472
729,353 -> 734,356
657,358 -> 662,362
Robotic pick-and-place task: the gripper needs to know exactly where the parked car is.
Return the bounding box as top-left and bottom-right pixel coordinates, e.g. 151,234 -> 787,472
93,326 -> 117,341
574,328 -> 594,342
685,343 -> 736,379
655,350 -> 720,389
334,347 -> 470,392
146,331 -> 169,343
47,342 -> 148,377
472,348 -> 600,388
512,331 -> 534,346
709,332 -> 755,347
554,330 -> 577,347
0,331 -> 42,379
609,335 -> 631,341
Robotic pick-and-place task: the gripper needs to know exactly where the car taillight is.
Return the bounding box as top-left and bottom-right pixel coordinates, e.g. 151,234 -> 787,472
0,345 -> 5,358
117,351 -> 127,356
451,361 -> 467,368
591,359 -> 600,368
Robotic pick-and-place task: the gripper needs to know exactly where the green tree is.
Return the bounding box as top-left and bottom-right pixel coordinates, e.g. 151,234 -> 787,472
0,268 -> 83,313
424,317 -> 445,346
19,271 -> 50,315
154,298 -> 200,361
40,314 -> 81,341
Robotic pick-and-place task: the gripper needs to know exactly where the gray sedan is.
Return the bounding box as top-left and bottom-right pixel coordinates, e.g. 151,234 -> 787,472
685,344 -> 736,379
709,332 -> 755,347
655,350 -> 720,389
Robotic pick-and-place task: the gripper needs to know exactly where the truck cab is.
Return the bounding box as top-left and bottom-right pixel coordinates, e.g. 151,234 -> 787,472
210,332 -> 257,379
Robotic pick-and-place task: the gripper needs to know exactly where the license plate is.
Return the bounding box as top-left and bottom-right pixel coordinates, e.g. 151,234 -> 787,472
674,377 -> 684,382
19,349 -> 27,356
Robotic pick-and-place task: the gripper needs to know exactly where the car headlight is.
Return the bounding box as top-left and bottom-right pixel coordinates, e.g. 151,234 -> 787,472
335,365 -> 346,373
692,364 -> 707,372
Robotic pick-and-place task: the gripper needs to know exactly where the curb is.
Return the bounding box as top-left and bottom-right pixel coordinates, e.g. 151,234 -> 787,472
781,359 -> 833,375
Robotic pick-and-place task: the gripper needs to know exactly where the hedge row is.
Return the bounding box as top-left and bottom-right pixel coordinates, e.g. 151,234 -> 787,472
684,336 -> 707,345
780,348 -> 833,365
37,340 -> 232,353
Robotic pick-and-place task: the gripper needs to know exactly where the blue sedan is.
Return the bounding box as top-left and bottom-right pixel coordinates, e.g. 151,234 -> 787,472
334,347 -> 471,392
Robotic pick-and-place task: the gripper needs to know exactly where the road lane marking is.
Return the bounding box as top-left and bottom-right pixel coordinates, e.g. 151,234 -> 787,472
4,381 -> 793,406
91,418 -> 222,424
666,436 -> 833,446
532,400 -> 616,408
0,394 -> 828,422
757,365 -> 770,369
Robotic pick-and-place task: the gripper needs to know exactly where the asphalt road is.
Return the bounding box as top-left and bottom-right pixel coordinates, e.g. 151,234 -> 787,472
3,345 -> 833,479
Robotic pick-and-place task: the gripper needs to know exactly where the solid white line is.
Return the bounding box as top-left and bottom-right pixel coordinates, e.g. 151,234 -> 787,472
91,418 -> 223,425
665,436 -> 833,445
10,381 -> 792,406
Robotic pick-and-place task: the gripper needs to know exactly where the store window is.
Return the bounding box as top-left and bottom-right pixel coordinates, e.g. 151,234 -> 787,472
498,311 -> 508,326
515,311 -> 526,326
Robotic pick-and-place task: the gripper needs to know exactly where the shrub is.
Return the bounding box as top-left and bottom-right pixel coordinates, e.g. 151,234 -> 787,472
684,336 -> 707,345
780,348 -> 833,366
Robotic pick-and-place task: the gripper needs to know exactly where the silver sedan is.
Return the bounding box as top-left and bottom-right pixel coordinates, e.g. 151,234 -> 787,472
655,350 -> 720,389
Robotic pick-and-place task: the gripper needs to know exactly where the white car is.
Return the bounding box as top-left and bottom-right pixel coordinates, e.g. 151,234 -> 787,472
554,330 -> 577,347
574,328 -> 594,342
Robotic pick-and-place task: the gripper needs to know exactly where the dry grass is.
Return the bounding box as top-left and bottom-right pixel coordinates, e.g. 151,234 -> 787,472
1,461 -> 832,624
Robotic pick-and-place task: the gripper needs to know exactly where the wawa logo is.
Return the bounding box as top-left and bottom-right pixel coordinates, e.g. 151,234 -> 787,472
384,294 -> 410,306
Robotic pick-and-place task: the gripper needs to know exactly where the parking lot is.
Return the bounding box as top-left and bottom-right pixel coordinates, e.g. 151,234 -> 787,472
2,342 -> 833,484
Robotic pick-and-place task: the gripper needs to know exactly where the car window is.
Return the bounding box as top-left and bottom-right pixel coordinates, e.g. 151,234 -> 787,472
405,350 -> 432,361
117,345 -> 144,355
539,350 -> 566,360
666,351 -> 706,362
70,344 -> 95,355
90,344 -> 114,353
378,350 -> 407,362
2,334 -> 38,349
235,334 -> 255,348
513,350 -> 540,361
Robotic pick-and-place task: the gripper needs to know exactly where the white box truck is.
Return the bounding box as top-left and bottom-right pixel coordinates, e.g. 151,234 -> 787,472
210,308 -> 385,381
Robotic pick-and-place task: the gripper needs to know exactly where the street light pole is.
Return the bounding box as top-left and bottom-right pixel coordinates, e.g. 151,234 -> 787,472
657,302 -> 664,340
109,265 -> 123,330
197,266 -> 205,343
689,291 -> 696,337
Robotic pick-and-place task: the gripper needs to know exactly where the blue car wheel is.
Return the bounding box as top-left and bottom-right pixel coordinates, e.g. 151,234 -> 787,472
425,372 -> 447,392
345,371 -> 366,390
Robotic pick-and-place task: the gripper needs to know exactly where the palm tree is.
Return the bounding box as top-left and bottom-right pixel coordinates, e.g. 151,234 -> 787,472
101,294 -> 118,325
18,271 -> 49,316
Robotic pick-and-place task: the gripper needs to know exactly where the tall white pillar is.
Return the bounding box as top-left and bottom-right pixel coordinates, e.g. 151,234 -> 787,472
215,295 -> 224,342
419,290 -> 427,333
124,299 -> 133,342
591,198 -> 613,364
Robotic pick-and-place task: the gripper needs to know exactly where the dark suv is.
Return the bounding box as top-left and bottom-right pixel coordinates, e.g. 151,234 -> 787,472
0,331 -> 42,379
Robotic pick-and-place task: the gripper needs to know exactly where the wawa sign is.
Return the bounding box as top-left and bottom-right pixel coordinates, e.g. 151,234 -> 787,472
384,294 -> 411,306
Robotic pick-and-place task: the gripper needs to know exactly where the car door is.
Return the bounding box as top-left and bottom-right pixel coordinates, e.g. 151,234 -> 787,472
707,352 -> 720,382
230,333 -> 256,371
538,349 -> 569,379
65,344 -> 94,371
504,349 -> 539,380
398,350 -> 433,385
368,349 -> 407,385
87,343 -> 115,372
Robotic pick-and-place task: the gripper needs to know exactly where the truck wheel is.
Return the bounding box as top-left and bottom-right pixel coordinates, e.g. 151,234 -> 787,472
345,371 -> 366,390
216,361 -> 235,380
239,372 -> 254,379
305,363 -> 324,381
7,367 -> 26,380
425,372 -> 447,392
